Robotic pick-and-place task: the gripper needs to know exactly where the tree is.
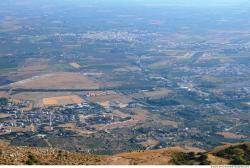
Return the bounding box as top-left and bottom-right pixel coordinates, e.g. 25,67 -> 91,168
231,156 -> 246,165
198,153 -> 208,162
25,153 -> 40,165
0,98 -> 8,106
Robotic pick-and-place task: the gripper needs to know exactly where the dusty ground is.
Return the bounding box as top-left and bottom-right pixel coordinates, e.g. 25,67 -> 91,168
43,95 -> 83,106
128,88 -> 172,99
108,147 -> 189,165
143,88 -> 171,98
1,92 -> 84,107
58,123 -> 94,135
18,58 -> 49,72
9,72 -> 100,89
89,93 -> 131,105
0,113 -> 12,119
217,132 -> 247,139
1,140 -> 246,165
0,140 -> 103,165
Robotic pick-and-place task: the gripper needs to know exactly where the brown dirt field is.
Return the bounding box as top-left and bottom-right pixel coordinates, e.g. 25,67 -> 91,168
217,132 -> 247,139
112,110 -> 130,118
0,113 -> 12,118
157,119 -> 178,128
10,72 -> 100,89
130,108 -> 150,122
211,142 -> 250,154
90,108 -> 150,131
1,141 -> 248,165
143,88 -> 171,98
18,65 -> 48,72
140,138 -> 159,148
130,108 -> 178,128
3,92 -> 83,107
95,119 -> 136,131
1,71 -> 46,87
108,147 -> 187,165
58,123 -> 94,135
0,91 -> 9,98
208,154 -> 230,165
21,102 -> 33,112
0,143 -> 103,165
43,95 -> 83,106
128,88 -> 172,99
2,125 -> 34,134
18,58 -> 49,72
89,93 -> 131,104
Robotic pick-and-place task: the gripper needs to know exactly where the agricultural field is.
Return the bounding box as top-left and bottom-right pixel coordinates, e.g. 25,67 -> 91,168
0,0 -> 250,162
8,72 -> 100,89
43,95 -> 83,107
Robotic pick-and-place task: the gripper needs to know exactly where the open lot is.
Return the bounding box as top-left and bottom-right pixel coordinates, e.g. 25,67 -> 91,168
0,113 -> 12,119
129,88 -> 172,99
217,132 -> 247,139
43,95 -> 83,106
18,58 -> 49,72
0,91 -> 84,107
9,72 -> 100,89
89,93 -> 131,105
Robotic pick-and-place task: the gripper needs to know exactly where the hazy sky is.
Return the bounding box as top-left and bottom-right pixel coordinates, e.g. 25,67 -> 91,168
92,0 -> 250,7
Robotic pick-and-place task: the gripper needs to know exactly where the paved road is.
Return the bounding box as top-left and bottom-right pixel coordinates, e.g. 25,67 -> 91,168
0,86 -> 153,93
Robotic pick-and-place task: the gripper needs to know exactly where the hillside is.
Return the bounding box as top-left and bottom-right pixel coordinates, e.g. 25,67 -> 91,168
0,141 -> 250,165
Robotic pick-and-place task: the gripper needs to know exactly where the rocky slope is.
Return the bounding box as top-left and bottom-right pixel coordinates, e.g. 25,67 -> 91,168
1,140 -> 249,165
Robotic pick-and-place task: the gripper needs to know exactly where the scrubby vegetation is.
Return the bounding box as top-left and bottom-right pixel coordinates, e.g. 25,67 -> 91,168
25,153 -> 40,165
146,97 -> 180,106
171,152 -> 211,165
0,98 -> 8,106
215,144 -> 250,165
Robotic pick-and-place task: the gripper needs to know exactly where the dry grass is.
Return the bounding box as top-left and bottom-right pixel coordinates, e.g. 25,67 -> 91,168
43,95 -> 83,106
10,72 -> 99,89
128,88 -> 172,99
108,147 -> 187,165
0,91 -> 9,97
89,93 -> 131,104
143,88 -> 171,98
0,113 -> 12,119
5,92 -> 80,107
58,122 -> 94,135
208,154 -> 230,165
18,58 -> 49,72
1,141 -> 248,165
1,125 -> 34,134
0,142 -> 103,165
210,142 -> 250,154
140,138 -> 159,148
